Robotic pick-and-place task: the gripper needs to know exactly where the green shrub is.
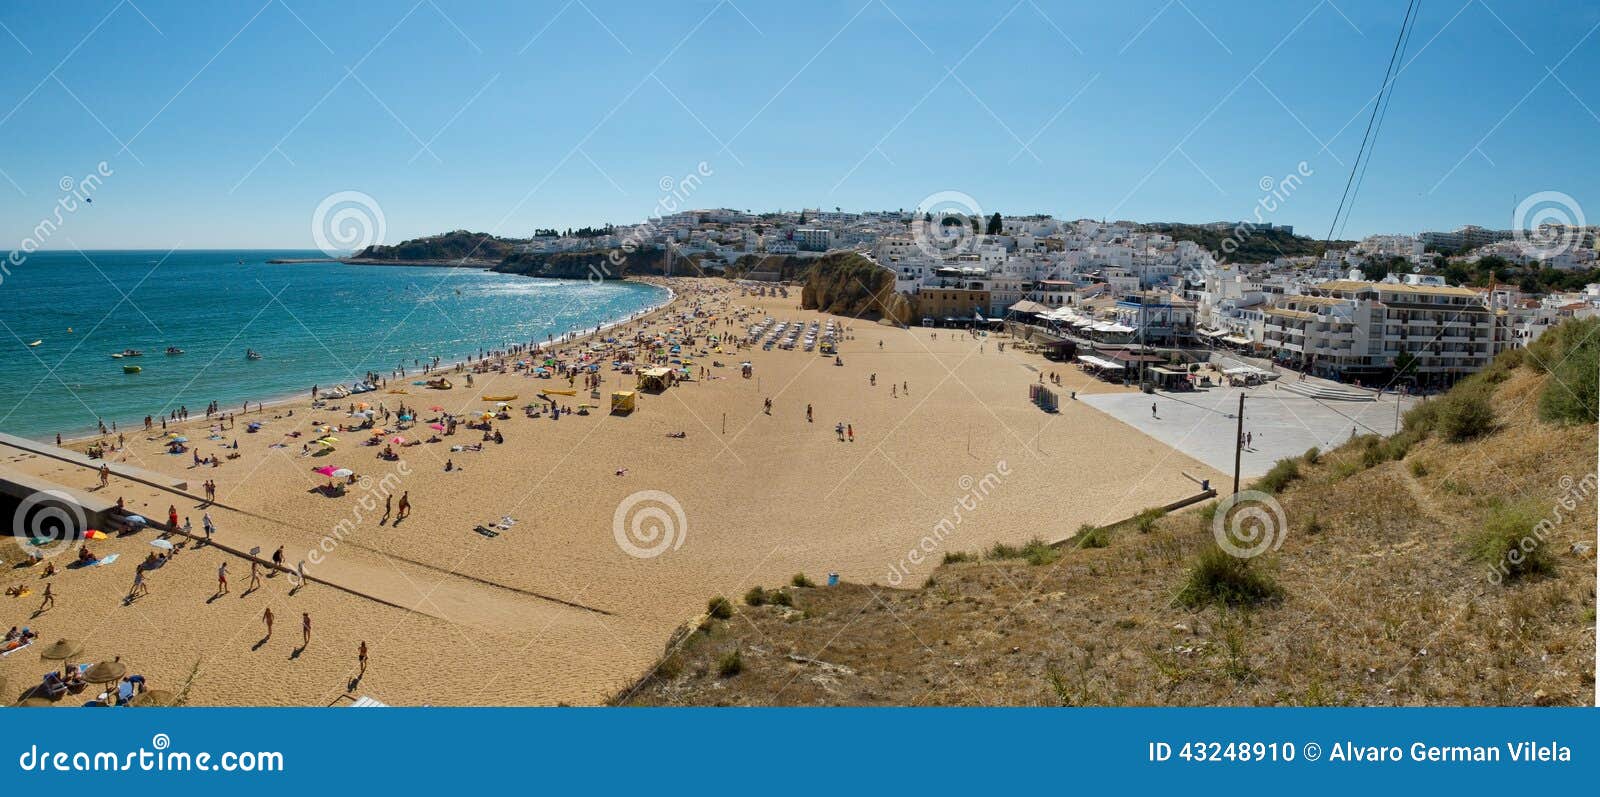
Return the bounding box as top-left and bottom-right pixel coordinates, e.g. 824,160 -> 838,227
1402,398 -> 1440,435
1133,507 -> 1166,533
1471,500 -> 1556,583
1538,332 -> 1598,425
707,595 -> 734,619
1177,543 -> 1283,608
1302,446 -> 1321,465
1076,524 -> 1110,549
942,551 -> 976,564
743,586 -> 768,606
716,648 -> 743,678
1437,380 -> 1495,442
1254,458 -> 1301,494
1525,317 -> 1598,374
988,537 -> 1059,566
790,572 -> 815,588
768,589 -> 794,607
1409,459 -> 1429,477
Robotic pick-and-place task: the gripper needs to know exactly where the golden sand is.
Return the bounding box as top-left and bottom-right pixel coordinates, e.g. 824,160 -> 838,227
1,278 -> 1222,705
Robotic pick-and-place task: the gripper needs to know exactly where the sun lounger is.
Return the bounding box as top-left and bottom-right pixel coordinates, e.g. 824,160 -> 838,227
1,640 -> 33,657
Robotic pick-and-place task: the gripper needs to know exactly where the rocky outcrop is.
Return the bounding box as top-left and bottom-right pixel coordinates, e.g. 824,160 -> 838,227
799,252 -> 912,324
355,230 -> 518,264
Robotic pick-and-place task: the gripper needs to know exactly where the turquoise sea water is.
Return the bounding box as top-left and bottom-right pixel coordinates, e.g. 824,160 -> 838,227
0,250 -> 667,440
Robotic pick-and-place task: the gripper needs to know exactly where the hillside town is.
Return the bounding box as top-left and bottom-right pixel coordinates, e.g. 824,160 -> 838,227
510,206 -> 1598,391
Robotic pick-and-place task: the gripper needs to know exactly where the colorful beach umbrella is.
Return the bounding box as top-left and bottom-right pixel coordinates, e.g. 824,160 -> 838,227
330,468 -> 354,478
390,436 -> 406,445
123,515 -> 147,525
149,539 -> 174,551
84,530 -> 107,540
314,465 -> 338,476
429,423 -> 445,431
429,405 -> 444,412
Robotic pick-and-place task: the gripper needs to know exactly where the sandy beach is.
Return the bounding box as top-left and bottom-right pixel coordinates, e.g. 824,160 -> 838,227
2,277 -> 1223,705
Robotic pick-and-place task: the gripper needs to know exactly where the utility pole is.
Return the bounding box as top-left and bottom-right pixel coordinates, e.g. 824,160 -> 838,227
1232,393 -> 1245,495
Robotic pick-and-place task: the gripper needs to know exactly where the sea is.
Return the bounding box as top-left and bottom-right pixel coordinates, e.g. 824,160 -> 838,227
0,250 -> 668,440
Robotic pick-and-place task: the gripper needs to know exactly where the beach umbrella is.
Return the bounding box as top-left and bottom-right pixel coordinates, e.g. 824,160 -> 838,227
149,539 -> 174,551
399,414 -> 413,421
123,515 -> 147,526
320,436 -> 339,443
331,468 -> 354,478
84,530 -> 107,540
85,660 -> 127,683
429,423 -> 445,431
40,639 -> 83,661
429,405 -> 444,412
129,689 -> 178,707
171,436 -> 188,443
314,465 -> 338,476
390,436 -> 406,445
480,412 -> 493,420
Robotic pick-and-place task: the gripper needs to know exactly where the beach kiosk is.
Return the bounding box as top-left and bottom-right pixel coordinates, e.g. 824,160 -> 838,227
636,366 -> 673,393
611,390 -> 636,415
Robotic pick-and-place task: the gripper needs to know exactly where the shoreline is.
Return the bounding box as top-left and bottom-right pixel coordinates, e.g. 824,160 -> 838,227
47,276 -> 677,448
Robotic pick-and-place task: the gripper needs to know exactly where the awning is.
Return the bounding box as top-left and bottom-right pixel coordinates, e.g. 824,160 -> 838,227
1076,354 -> 1125,370
1220,335 -> 1251,345
1008,300 -> 1051,315
1198,328 -> 1226,337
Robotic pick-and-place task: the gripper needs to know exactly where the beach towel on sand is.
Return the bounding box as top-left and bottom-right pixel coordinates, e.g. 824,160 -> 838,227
93,554 -> 120,567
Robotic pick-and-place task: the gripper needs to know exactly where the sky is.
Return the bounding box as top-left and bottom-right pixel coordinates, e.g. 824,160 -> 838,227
0,0 -> 1596,250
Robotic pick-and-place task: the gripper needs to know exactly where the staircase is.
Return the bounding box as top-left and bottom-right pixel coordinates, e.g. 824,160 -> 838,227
1279,379 -> 1378,402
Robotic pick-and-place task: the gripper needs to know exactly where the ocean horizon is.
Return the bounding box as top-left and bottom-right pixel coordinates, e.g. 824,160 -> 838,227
0,249 -> 667,440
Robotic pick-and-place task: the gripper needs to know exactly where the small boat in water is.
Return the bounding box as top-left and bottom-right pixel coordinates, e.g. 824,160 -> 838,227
111,349 -> 142,358
246,349 -> 262,361
28,340 -> 41,347
123,365 -> 142,374
165,346 -> 185,355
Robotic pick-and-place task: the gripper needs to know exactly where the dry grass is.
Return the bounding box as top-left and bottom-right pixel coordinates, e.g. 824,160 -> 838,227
620,363 -> 1595,707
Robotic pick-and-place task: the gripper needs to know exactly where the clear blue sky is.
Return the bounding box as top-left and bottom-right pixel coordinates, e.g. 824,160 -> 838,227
1,0 -> 1595,249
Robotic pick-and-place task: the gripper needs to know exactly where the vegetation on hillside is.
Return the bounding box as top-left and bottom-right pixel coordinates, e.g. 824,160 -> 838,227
1141,223 -> 1349,264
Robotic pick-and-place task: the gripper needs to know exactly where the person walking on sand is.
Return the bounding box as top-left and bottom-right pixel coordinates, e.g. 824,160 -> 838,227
358,641 -> 368,677
247,560 -> 261,592
128,568 -> 147,601
39,582 -> 54,612
301,612 -> 311,647
216,561 -> 229,595
383,493 -> 392,521
167,505 -> 178,528
99,463 -> 110,488
202,512 -> 214,543
806,403 -> 813,423
263,607 -> 274,638
397,492 -> 410,520
271,545 -> 285,575
847,423 -> 854,443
